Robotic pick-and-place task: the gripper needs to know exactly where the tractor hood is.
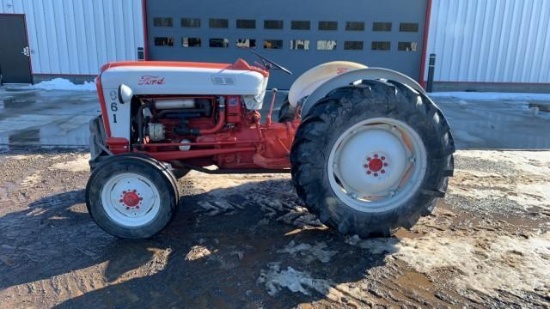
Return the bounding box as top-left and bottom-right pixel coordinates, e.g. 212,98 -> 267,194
99,60 -> 269,108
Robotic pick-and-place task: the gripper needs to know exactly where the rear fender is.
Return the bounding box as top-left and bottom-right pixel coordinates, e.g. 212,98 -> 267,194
300,67 -> 427,117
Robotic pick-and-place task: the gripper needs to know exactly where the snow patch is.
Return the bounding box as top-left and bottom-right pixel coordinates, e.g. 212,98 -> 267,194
258,263 -> 333,296
185,245 -> 212,261
29,78 -> 96,91
430,92 -> 550,101
49,155 -> 89,172
278,241 -> 337,263
394,232 -> 550,296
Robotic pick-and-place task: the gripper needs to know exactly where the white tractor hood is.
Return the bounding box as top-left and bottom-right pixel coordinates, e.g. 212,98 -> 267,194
99,60 -> 269,97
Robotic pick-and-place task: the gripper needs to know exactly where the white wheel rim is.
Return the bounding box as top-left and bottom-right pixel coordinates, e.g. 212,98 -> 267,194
101,173 -> 161,227
327,117 -> 427,213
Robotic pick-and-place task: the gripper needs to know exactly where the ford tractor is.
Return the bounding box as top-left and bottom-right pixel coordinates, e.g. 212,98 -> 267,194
86,54 -> 455,239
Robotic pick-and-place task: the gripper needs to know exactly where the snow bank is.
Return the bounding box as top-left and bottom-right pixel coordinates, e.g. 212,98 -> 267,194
29,78 -> 96,91
429,92 -> 550,101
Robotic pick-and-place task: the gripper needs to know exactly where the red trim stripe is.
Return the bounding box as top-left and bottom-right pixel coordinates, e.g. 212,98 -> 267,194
419,0 -> 433,88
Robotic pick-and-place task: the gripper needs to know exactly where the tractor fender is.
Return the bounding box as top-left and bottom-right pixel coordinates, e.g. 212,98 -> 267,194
288,61 -> 367,108
300,67 -> 427,117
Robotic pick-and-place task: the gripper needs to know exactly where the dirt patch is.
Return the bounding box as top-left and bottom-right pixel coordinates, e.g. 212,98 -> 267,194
0,149 -> 549,308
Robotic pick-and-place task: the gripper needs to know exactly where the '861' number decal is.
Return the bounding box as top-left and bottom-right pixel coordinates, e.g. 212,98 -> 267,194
109,90 -> 118,123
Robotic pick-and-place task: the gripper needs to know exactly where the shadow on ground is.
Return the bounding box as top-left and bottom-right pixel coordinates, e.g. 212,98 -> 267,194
1,178 -> 398,308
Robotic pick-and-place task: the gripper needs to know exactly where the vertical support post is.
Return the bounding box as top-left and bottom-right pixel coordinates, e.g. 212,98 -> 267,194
427,54 -> 436,93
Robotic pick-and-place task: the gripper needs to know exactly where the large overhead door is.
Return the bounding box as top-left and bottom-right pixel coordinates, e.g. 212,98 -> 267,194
145,0 -> 428,89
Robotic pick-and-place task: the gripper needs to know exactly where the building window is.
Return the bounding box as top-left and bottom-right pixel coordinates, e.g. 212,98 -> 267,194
291,20 -> 310,30
345,21 -> 365,31
154,37 -> 174,46
372,41 -> 391,51
317,40 -> 337,51
153,17 -> 173,27
264,20 -> 283,30
236,19 -> 256,29
399,23 -> 419,32
344,41 -> 363,50
182,37 -> 201,47
373,22 -> 392,32
209,38 -> 229,48
398,42 -> 417,51
318,21 -> 337,31
290,40 -> 310,50
209,18 -> 228,28
236,38 -> 256,49
181,18 -> 200,28
263,39 -> 283,49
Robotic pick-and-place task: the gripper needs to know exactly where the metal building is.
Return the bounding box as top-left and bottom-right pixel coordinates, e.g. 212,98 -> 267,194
144,0 -> 430,88
0,0 -> 143,84
1,0 -> 548,91
426,0 -> 550,91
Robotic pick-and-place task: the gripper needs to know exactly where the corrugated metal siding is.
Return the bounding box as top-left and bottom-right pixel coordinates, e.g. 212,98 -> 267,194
427,0 -> 550,83
0,0 -> 143,75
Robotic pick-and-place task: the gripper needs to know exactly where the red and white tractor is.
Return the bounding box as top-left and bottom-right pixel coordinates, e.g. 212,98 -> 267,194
87,54 -> 454,239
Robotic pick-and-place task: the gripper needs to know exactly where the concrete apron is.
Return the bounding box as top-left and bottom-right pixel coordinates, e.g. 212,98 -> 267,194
0,88 -> 549,150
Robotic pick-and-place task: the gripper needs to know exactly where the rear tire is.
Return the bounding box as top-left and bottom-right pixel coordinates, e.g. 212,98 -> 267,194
86,155 -> 179,239
290,80 -> 454,237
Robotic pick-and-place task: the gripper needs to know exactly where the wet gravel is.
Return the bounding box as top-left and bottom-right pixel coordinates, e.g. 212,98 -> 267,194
0,148 -> 548,308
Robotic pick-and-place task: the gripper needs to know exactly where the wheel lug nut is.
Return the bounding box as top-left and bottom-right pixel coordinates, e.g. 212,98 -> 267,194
374,173 -> 378,177
126,207 -> 130,210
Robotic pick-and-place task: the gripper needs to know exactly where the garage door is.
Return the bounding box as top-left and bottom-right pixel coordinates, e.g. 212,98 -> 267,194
145,0 -> 428,89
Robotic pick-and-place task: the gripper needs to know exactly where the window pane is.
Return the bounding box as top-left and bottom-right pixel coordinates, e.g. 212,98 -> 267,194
345,21 -> 365,31
372,41 -> 391,51
399,23 -> 419,32
317,40 -> 337,50
263,39 -> 283,49
264,20 -> 283,29
290,40 -> 310,50
154,37 -> 174,46
236,38 -> 256,49
318,21 -> 337,31
153,17 -> 173,27
209,18 -> 228,28
373,22 -> 392,32
181,18 -> 200,28
209,38 -> 229,48
236,19 -> 256,29
291,20 -> 310,30
182,37 -> 201,47
398,42 -> 417,51
344,41 -> 363,50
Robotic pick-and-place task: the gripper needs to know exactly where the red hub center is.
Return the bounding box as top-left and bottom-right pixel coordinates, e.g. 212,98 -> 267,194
368,158 -> 383,172
123,191 -> 140,207
364,154 -> 389,177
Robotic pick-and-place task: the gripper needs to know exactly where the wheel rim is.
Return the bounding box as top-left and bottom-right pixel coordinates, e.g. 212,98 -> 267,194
327,117 -> 427,213
101,173 -> 161,227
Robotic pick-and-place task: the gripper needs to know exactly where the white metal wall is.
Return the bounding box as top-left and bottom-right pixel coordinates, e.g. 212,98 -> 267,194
0,0 -> 143,75
427,0 -> 550,84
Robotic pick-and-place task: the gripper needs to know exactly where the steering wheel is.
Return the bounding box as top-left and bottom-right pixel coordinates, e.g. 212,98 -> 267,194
252,51 -> 293,75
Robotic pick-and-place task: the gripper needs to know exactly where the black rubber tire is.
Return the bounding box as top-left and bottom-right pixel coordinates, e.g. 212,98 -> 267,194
290,80 -> 455,237
85,154 -> 179,239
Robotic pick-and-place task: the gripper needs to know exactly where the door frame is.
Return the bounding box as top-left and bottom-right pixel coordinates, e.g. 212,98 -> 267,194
0,13 -> 34,84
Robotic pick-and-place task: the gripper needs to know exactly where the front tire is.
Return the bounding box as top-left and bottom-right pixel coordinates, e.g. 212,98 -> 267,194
290,80 -> 454,237
86,155 -> 179,239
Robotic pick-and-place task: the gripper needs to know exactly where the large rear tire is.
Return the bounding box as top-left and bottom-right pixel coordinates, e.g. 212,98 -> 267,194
290,80 -> 454,237
86,155 -> 179,239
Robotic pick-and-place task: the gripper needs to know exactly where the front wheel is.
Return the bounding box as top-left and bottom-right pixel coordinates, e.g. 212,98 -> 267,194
290,80 -> 454,237
85,155 -> 179,239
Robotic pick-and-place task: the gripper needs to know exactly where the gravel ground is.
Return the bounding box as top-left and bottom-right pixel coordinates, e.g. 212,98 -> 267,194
0,148 -> 548,308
